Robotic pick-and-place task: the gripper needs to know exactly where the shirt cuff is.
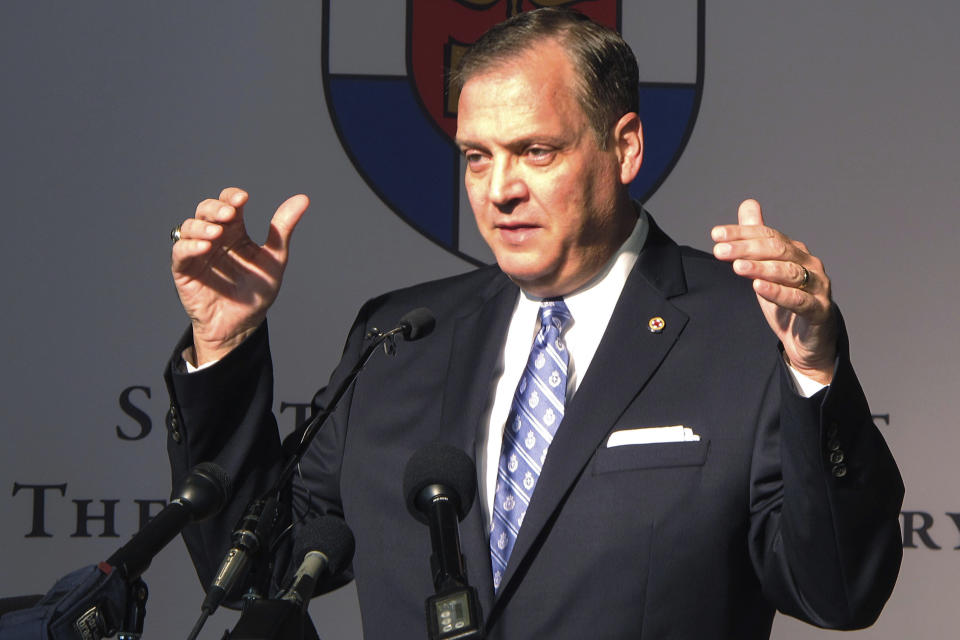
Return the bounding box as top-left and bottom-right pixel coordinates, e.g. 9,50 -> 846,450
183,349 -> 219,373
786,362 -> 830,398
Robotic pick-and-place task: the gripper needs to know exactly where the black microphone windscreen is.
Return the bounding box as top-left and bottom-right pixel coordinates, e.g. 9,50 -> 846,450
403,443 -> 477,523
293,516 -> 356,578
177,461 -> 232,520
399,307 -> 436,341
107,462 -> 232,580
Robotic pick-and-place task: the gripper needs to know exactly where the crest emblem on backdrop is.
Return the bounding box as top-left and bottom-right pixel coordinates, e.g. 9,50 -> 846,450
322,0 -> 704,265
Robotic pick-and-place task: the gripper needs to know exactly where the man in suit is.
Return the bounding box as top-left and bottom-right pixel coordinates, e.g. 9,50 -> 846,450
166,8 -> 902,639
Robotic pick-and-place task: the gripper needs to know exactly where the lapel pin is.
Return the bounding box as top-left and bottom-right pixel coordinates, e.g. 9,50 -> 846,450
648,316 -> 665,333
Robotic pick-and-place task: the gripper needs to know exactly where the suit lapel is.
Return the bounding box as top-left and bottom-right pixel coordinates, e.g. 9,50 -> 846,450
493,215 -> 690,603
439,270 -> 518,615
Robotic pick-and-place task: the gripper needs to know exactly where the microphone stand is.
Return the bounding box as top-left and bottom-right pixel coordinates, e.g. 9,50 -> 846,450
276,323 -> 409,491
219,599 -> 300,640
217,597 -> 322,640
188,320 -> 423,640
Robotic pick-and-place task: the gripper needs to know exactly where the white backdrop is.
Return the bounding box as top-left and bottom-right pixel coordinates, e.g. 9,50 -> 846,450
1,2 -> 957,638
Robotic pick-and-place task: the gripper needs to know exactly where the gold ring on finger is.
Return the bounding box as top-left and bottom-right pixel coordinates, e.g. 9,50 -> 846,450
798,265 -> 810,290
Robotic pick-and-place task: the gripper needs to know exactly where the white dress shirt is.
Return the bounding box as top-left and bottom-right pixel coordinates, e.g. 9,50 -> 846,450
478,213 -> 649,527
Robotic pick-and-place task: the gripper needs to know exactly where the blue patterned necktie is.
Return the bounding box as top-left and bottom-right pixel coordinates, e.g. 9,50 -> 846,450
490,299 -> 572,592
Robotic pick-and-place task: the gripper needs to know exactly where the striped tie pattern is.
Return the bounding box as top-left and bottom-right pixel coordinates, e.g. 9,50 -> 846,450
490,299 -> 572,592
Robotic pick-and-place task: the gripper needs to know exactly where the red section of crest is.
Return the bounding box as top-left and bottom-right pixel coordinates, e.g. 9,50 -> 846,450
409,0 -> 619,140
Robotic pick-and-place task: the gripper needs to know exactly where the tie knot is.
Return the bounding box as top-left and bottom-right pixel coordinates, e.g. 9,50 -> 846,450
539,299 -> 572,334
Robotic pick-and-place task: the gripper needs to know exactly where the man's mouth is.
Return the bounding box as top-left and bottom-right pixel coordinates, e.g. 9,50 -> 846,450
495,222 -> 541,244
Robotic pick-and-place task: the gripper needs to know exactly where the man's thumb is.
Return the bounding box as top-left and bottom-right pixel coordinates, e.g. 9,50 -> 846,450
267,194 -> 310,252
737,198 -> 764,226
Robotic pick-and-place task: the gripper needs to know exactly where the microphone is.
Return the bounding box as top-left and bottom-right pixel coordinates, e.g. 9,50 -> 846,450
218,518 -> 355,640
398,307 -> 436,341
404,443 -> 484,640
201,494 -> 278,616
0,463 -> 229,639
279,307 -> 437,489
368,307 -> 436,355
197,307 -> 435,639
107,461 -> 231,580
279,516 -> 356,609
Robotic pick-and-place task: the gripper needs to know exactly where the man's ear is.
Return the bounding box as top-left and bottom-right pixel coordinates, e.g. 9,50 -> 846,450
612,112 -> 643,185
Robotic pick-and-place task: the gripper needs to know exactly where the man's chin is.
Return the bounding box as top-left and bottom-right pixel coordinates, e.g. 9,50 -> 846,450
495,256 -> 543,281
497,264 -> 564,298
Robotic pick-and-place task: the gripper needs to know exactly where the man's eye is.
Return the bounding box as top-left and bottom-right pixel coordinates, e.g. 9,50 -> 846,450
526,147 -> 553,162
464,152 -> 489,170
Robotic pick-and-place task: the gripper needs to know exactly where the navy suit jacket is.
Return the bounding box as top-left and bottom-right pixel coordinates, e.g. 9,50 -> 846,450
165,215 -> 903,639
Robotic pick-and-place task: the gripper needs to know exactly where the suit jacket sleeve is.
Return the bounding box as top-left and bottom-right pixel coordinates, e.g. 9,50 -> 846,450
163,309 -> 371,601
748,312 -> 904,629
164,321 -> 287,600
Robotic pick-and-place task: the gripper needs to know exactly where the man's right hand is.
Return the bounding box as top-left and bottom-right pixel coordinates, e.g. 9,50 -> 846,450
171,187 -> 309,366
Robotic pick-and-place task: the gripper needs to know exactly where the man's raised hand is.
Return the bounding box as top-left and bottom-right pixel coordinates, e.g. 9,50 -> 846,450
171,187 -> 309,366
711,199 -> 838,384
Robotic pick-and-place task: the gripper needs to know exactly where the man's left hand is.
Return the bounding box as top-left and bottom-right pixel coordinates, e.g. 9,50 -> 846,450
712,199 -> 837,385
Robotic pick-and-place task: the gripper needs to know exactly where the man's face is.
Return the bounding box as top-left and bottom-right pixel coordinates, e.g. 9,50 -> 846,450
455,41 -> 640,298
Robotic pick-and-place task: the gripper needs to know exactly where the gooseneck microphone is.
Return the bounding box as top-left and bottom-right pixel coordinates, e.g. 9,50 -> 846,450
190,309 -> 435,640
398,307 -> 437,341
404,443 -> 484,640
281,307 -> 436,483
107,461 -> 232,580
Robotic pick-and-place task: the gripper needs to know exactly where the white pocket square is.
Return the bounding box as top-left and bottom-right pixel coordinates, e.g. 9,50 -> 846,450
606,425 -> 701,447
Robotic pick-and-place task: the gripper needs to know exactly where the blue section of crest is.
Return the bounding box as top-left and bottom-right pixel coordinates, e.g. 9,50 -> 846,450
327,75 -> 458,247
630,85 -> 698,201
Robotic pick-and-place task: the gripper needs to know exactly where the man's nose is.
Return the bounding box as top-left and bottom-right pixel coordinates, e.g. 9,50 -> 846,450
488,157 -> 527,207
